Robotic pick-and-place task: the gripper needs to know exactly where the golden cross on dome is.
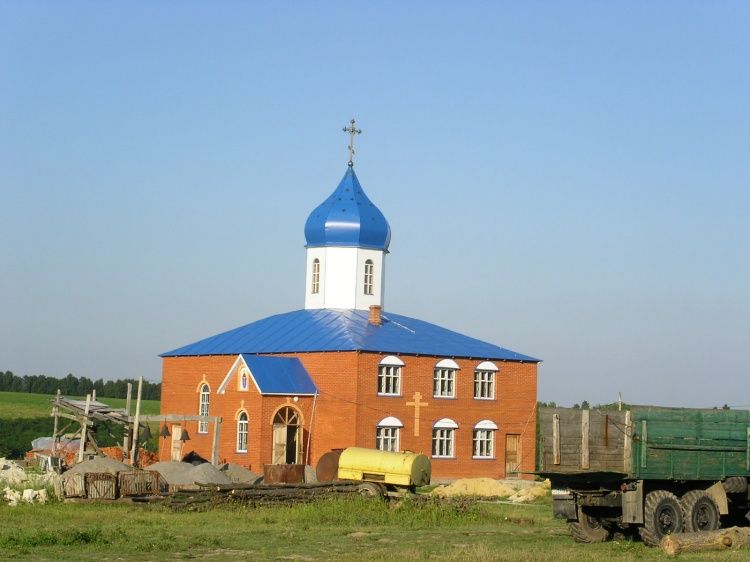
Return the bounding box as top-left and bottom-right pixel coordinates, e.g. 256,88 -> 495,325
342,118 -> 362,167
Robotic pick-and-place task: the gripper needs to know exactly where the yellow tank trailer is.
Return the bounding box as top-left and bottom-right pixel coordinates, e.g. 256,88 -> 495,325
337,447 -> 431,488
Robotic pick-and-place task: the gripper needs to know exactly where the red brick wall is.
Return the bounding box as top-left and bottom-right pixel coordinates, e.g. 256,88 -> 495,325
353,353 -> 537,480
160,351 -> 538,480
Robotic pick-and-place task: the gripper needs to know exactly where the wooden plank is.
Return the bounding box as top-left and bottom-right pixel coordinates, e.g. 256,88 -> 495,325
123,382 -> 132,459
77,394 -> 91,463
553,414 -> 560,465
623,410 -> 632,474
641,420 -> 648,469
138,414 -> 220,422
51,389 -> 61,456
581,409 -> 590,470
130,377 -> 143,466
211,417 -> 222,466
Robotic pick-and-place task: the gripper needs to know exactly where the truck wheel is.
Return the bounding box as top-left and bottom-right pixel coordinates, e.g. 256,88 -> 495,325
568,511 -> 610,543
639,490 -> 683,546
681,490 -> 720,532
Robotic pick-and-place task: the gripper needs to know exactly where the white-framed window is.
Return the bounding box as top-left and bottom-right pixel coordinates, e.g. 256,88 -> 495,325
311,258 -> 320,294
376,416 -> 403,452
236,411 -> 248,452
432,418 -> 458,458
377,356 -> 403,396
433,359 -> 459,398
364,259 -> 374,295
474,362 -> 498,400
198,383 -> 210,434
473,420 -> 498,458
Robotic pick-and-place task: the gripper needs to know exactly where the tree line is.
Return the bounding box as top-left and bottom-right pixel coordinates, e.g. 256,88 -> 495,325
0,371 -> 161,401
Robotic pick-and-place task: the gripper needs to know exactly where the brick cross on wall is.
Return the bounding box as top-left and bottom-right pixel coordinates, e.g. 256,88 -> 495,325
406,391 -> 428,437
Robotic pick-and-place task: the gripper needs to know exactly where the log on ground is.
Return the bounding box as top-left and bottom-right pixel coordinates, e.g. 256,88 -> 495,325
660,527 -> 750,556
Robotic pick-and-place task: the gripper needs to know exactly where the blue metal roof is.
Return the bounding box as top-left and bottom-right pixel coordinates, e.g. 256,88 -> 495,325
161,309 -> 540,362
240,354 -> 317,395
304,167 -> 391,251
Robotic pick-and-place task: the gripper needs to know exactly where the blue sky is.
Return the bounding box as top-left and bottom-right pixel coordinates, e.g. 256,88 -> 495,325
1,2 -> 748,407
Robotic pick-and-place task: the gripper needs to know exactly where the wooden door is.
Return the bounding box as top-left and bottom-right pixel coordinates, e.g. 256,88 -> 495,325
505,434 -> 520,478
171,424 -> 182,462
272,424 -> 287,464
272,406 -> 302,464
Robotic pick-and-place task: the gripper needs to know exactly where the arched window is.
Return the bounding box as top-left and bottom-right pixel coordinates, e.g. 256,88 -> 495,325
474,361 -> 498,400
472,420 -> 498,458
433,359 -> 459,398
363,259 -> 374,295
236,411 -> 248,453
198,383 -> 210,434
432,418 -> 458,458
377,356 -> 403,396
311,259 -> 320,294
376,416 -> 403,452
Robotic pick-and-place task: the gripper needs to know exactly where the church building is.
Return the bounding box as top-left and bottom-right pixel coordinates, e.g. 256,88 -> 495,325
159,124 -> 540,480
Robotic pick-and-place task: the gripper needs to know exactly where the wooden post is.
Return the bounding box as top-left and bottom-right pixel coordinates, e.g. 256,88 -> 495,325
51,389 -> 61,456
552,413 -> 561,465
92,388 -> 96,402
130,377 -> 143,466
305,392 -> 319,466
123,383 -> 132,459
211,417 -> 221,466
581,409 -> 590,469
640,420 -> 648,468
77,394 -> 91,463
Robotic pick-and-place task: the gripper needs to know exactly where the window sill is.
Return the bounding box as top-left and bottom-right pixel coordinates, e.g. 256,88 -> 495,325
473,397 -> 496,401
472,456 -> 496,460
433,395 -> 457,400
236,450 -> 248,454
197,431 -> 209,435
377,393 -> 402,398
431,456 -> 455,460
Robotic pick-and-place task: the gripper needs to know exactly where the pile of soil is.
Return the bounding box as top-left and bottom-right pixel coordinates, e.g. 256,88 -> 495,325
221,463 -> 260,484
147,461 -> 232,487
64,456 -> 131,476
507,480 -> 550,503
431,478 -> 517,498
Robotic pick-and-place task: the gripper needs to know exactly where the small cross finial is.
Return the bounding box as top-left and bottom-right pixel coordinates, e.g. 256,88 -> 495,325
342,118 -> 362,167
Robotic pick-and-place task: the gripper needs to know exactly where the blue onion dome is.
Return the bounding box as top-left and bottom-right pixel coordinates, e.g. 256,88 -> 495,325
304,167 -> 391,251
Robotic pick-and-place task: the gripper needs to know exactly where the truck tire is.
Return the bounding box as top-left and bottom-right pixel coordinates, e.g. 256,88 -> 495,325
681,490 -> 720,532
639,490 -> 683,547
723,477 -> 748,494
568,511 -> 610,543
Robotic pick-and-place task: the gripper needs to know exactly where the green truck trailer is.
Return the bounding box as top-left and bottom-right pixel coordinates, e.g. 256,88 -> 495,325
537,406 -> 750,546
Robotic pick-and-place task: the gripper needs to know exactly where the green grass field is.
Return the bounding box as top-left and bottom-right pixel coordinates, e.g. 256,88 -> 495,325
0,496 -> 741,561
0,391 -> 160,419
